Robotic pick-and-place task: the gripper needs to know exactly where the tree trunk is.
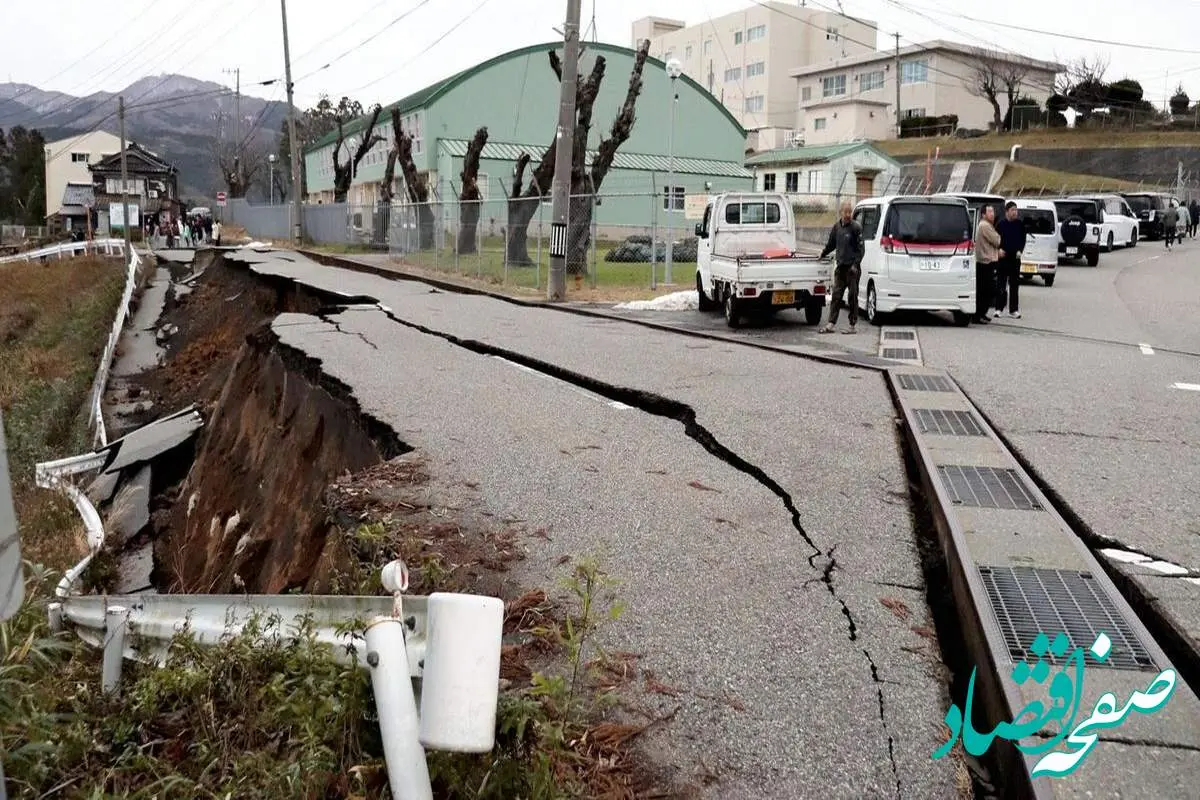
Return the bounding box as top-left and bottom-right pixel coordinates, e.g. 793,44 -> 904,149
392,107 -> 436,250
457,126 -> 488,255
566,187 -> 592,275
505,195 -> 539,266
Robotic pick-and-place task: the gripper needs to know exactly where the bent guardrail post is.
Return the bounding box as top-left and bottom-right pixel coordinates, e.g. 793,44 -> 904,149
102,605 -> 129,694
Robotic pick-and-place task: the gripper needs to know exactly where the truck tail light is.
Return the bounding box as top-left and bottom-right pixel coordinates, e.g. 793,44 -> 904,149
812,283 -> 826,295
742,287 -> 758,297
881,235 -> 896,253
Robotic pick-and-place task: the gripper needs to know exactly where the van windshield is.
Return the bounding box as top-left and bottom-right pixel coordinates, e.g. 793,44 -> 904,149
1019,209 -> 1056,235
1124,195 -> 1153,212
885,202 -> 970,244
1054,201 -> 1100,223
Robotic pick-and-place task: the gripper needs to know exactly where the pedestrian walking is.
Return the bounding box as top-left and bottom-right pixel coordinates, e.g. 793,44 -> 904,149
973,205 -> 1002,324
1177,204 -> 1191,246
1162,204 -> 1178,249
1188,199 -> 1199,237
994,201 -> 1026,319
817,201 -> 864,334
212,219 -> 222,247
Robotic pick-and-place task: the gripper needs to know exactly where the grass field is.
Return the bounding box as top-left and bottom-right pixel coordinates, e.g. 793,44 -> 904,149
876,129 -> 1200,159
1,256 -> 126,572
994,162 -> 1142,194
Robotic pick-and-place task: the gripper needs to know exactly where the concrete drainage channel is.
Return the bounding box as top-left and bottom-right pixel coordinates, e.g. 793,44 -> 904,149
308,251 -> 1200,797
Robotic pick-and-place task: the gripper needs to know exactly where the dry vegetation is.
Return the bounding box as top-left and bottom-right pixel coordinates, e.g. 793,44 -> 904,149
875,128 -> 1200,159
0,255 -> 126,570
993,162 -> 1142,194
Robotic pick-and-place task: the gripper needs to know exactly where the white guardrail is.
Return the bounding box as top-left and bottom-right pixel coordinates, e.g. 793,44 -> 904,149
0,237 -> 127,266
23,242 -> 505,800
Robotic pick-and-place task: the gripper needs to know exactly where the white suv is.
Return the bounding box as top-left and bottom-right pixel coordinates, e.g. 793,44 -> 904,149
1077,194 -> 1139,250
852,195 -> 975,326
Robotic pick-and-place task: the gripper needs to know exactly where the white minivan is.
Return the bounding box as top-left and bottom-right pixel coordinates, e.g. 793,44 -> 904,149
1011,199 -> 1059,287
852,195 -> 975,327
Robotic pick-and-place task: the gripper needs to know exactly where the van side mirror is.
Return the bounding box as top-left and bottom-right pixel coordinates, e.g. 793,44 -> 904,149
694,223 -> 705,238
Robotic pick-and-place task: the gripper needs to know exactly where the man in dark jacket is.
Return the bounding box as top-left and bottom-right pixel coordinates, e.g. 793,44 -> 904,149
1188,199 -> 1198,238
818,201 -> 865,334
994,201 -> 1027,319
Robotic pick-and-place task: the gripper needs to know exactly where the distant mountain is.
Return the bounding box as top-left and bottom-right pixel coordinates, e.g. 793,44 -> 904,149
0,74 -> 289,200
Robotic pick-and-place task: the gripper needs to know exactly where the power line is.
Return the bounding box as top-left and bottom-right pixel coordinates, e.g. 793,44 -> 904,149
291,0 -> 392,66
345,0 -> 497,95
294,0 -> 436,83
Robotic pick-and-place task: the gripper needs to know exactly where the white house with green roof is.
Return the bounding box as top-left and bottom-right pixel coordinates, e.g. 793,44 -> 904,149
303,41 -> 753,233
744,142 -> 901,211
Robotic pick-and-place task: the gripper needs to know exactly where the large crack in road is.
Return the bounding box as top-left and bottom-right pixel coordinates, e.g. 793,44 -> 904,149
314,299 -> 905,798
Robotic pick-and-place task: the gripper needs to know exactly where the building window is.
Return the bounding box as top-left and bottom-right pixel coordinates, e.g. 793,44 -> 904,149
901,60 -> 929,85
785,172 -> 799,192
747,61 -> 765,78
663,186 -> 684,212
904,107 -> 927,118
71,152 -> 89,163
704,39 -> 711,54
105,178 -> 143,195
814,118 -> 827,131
748,25 -> 766,42
801,86 -> 812,102
859,70 -> 884,91
685,44 -> 693,59
826,26 -> 840,41
822,74 -> 846,97
734,30 -> 743,45
401,111 -> 424,155
762,173 -> 776,191
745,95 -> 764,112
808,170 -> 824,193
724,67 -> 741,83
665,49 -> 674,62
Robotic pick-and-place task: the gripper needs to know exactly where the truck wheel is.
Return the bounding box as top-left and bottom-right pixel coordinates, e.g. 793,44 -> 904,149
1043,275 -> 1056,287
804,299 -> 823,325
866,284 -> 884,326
724,290 -> 742,328
1130,229 -> 1138,247
696,273 -> 716,311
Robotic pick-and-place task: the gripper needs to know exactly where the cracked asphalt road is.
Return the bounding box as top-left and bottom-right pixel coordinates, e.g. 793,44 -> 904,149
229,250 -> 962,798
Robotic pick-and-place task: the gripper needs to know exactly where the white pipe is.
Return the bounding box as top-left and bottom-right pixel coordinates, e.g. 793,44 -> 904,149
365,617 -> 432,800
102,605 -> 128,693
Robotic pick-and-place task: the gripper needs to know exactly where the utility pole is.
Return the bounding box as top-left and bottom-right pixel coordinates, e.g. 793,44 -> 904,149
547,0 -> 582,302
223,67 -> 241,193
118,96 -> 131,258
281,0 -> 303,243
894,33 -> 902,138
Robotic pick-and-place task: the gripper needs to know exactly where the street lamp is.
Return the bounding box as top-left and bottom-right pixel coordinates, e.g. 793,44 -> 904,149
268,154 -> 277,205
664,58 -> 682,285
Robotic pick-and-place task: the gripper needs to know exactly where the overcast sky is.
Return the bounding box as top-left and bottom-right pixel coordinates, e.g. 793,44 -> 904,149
4,0 -> 1199,111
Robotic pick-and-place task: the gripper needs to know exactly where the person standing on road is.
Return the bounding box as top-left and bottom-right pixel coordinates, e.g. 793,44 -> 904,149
994,202 -> 1026,319
212,219 -> 222,247
1163,204 -> 1178,250
1188,199 -> 1199,237
1176,203 -> 1190,246
817,201 -> 864,335
973,205 -> 1002,324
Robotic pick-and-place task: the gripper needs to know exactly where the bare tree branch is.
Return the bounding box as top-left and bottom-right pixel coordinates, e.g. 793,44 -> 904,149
590,38 -> 650,191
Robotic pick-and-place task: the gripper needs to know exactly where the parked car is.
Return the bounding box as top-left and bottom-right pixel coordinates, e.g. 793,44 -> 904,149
1076,194 -> 1139,250
1011,199 -> 1059,286
1120,192 -> 1179,240
1051,198 -> 1103,266
852,195 -> 975,326
694,192 -> 830,327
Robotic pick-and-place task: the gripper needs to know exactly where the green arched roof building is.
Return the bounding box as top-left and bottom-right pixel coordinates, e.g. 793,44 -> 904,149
303,41 -> 753,227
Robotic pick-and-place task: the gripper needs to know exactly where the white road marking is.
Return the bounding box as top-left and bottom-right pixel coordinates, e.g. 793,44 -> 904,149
1139,343 -> 1155,355
490,355 -> 630,410
1186,577 -> 1200,587
1100,548 -> 1152,564
1173,383 -> 1200,391
1141,561 -> 1191,576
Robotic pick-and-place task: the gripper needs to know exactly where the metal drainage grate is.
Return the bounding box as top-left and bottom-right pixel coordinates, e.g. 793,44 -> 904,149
898,373 -> 954,392
936,465 -> 1042,510
978,566 -> 1157,671
915,408 -> 985,436
883,331 -> 916,340
882,347 -> 919,360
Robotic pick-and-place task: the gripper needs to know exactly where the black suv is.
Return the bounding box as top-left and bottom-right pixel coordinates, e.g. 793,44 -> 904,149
1121,192 -> 1179,240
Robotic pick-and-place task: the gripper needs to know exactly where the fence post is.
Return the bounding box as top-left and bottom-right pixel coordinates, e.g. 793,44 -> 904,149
533,175 -> 543,290
365,616 -> 433,800
102,605 -> 128,694
451,186 -> 460,276
591,194 -> 598,290
650,173 -> 658,289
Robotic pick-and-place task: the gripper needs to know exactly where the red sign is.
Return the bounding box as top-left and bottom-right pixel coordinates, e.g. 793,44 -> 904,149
216,191 -> 227,208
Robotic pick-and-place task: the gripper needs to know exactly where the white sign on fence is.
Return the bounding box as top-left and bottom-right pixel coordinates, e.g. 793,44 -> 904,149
216,192 -> 227,208
684,194 -> 709,220
109,203 -> 140,229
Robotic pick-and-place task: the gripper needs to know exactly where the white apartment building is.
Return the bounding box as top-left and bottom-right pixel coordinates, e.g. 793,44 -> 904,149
632,1 -> 877,151
43,130 -> 122,219
790,41 -> 1061,146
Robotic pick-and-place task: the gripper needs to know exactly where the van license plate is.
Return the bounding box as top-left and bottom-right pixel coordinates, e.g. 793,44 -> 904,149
1020,262 -> 1038,274
917,258 -> 941,271
772,291 -> 795,305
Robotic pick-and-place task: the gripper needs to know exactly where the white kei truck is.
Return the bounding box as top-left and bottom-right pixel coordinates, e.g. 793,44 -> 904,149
693,192 -> 831,328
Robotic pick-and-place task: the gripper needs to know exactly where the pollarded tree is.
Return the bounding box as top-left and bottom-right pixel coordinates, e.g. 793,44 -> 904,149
457,126 -> 489,254
332,104 -> 383,203
391,108 -> 436,249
